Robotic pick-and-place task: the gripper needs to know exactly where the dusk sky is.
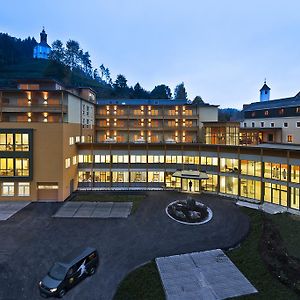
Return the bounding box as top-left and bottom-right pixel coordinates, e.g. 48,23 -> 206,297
2,0 -> 300,108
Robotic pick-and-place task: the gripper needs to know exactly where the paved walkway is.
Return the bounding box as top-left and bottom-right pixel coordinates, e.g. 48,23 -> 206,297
236,200 -> 288,215
53,201 -> 132,218
0,201 -> 30,220
156,249 -> 257,300
0,192 -> 250,300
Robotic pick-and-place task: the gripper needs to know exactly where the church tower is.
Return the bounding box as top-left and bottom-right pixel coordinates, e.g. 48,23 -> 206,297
33,27 -> 51,59
260,80 -> 270,102
40,27 -> 48,44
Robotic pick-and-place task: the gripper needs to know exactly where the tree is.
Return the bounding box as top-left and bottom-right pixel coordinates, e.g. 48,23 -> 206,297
174,82 -> 187,100
132,82 -> 150,98
64,40 -> 80,69
93,68 -> 100,81
48,40 -> 65,63
104,67 -> 112,85
81,51 -> 92,77
99,64 -> 106,79
114,74 -> 128,89
193,96 -> 204,104
150,84 -> 172,99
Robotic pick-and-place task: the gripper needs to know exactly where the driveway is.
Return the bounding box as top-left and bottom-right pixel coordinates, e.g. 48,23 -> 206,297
0,192 -> 249,300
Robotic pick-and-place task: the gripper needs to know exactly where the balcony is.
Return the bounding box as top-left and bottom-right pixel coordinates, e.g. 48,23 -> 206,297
1,104 -> 67,113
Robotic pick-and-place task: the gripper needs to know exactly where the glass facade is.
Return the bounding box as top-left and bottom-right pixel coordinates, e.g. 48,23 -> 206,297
240,160 -> 261,177
220,158 -> 239,173
76,151 -> 300,211
264,162 -> 288,181
220,176 -> 238,195
240,179 -> 261,200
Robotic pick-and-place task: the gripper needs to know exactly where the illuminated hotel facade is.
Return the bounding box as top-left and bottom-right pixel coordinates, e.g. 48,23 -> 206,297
0,79 -> 300,212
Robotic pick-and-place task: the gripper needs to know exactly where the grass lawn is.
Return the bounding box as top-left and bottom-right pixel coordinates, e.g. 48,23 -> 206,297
114,208 -> 299,300
113,262 -> 165,300
71,192 -> 145,213
269,213 -> 300,259
226,208 -> 299,299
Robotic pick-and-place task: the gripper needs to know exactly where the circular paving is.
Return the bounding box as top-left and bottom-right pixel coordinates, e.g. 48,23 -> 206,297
166,198 -> 213,225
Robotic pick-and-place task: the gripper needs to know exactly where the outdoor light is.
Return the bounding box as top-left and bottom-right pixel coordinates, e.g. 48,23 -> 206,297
27,112 -> 31,117
43,118 -> 48,122
43,112 -> 48,117
27,118 -> 31,122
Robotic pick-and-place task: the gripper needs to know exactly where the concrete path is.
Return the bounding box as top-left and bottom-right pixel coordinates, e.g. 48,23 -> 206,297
156,249 -> 257,300
53,201 -> 132,218
236,200 -> 289,215
0,192 -> 249,300
0,201 -> 30,220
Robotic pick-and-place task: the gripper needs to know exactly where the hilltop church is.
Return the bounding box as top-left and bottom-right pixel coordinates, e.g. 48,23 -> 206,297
33,28 -> 51,59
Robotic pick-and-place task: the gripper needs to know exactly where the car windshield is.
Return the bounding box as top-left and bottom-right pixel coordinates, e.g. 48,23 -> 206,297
48,263 -> 68,280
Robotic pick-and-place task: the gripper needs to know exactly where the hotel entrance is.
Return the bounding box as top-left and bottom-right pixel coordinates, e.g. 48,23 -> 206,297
182,179 -> 200,192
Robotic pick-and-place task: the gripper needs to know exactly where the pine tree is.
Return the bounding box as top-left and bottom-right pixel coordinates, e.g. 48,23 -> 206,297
174,82 -> 187,100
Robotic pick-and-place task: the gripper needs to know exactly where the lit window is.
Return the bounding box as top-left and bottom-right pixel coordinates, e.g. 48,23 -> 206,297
288,135 -> 293,143
65,158 -> 71,169
264,110 -> 269,116
2,182 -> 14,196
69,137 -> 74,145
18,182 -> 30,196
75,136 -> 80,143
72,156 -> 77,165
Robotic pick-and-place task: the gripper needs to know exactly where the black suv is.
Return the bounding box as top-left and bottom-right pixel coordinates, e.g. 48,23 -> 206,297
39,247 -> 99,298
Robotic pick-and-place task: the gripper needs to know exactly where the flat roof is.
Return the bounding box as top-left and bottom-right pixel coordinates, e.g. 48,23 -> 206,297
96,98 -> 218,107
253,143 -> 300,151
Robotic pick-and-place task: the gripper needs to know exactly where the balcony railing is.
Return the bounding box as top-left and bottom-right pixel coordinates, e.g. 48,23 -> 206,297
1,104 -> 67,113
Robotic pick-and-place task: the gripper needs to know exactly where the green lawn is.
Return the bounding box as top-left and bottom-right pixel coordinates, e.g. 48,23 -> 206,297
114,208 -> 300,300
113,262 -> 165,300
71,193 -> 145,213
226,208 -> 299,299
269,213 -> 300,259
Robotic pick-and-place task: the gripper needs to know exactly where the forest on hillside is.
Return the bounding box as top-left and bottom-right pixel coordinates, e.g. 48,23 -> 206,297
0,32 -> 242,120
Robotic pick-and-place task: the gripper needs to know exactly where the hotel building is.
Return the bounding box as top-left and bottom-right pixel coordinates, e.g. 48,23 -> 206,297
1,79 -> 300,213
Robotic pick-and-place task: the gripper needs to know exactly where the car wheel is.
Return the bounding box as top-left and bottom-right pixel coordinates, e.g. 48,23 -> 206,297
88,267 -> 96,276
58,289 -> 65,298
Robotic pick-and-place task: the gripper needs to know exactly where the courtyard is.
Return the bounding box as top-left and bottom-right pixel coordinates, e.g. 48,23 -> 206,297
0,191 -> 296,300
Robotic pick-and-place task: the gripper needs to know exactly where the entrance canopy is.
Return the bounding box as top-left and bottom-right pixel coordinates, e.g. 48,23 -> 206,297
172,170 -> 209,180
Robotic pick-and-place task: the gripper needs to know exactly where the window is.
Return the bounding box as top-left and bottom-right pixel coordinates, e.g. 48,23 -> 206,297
296,122 -> 300,128
75,136 -> 80,143
0,133 -> 13,151
130,155 -> 147,163
291,165 -> 300,183
279,108 -> 284,115
81,136 -> 85,143
37,184 -> 59,189
287,135 -> 293,143
240,160 -> 261,177
283,122 -> 288,128
264,110 -> 269,116
94,171 -> 110,182
240,179 -> 261,200
15,134 -> 29,151
72,156 -> 77,165
260,122 -> 264,127
251,122 -> 255,128
130,171 -> 146,182
2,182 -> 14,196
201,174 -> 218,192
0,158 -> 14,176
78,155 -> 93,163
94,155 -> 110,163
69,137 -> 74,145
112,155 -> 129,163
220,176 -> 238,195
264,162 -> 288,181
270,122 -> 274,128
65,158 -> 70,169
15,158 -> 29,176
220,158 -> 239,172
18,182 -> 30,196
243,122 -> 247,128
148,172 -> 164,182
112,171 -> 129,182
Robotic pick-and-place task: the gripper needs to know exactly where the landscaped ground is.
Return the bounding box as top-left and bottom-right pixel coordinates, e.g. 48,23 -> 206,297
0,192 -> 249,300
71,192 -> 146,213
114,208 -> 300,300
